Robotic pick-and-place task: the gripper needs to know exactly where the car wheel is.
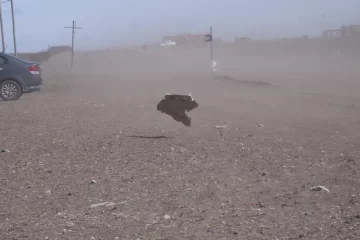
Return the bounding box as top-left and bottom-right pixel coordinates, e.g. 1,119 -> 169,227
0,80 -> 23,101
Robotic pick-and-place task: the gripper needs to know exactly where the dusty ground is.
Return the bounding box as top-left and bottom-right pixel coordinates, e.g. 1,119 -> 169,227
1,46 -> 360,240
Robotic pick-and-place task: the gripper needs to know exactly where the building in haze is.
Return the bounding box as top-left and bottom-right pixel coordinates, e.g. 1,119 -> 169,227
323,25 -> 360,38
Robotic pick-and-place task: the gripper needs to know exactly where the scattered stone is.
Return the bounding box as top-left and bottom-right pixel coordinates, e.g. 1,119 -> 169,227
90,202 -> 114,208
179,147 -> 186,153
163,214 -> 171,220
90,180 -> 96,184
256,201 -> 265,208
310,185 -> 330,192
93,104 -> 105,108
90,201 -> 124,208
1,149 -> 10,153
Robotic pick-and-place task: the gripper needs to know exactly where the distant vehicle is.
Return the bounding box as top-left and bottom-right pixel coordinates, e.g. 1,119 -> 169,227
160,41 -> 177,47
0,52 -> 42,101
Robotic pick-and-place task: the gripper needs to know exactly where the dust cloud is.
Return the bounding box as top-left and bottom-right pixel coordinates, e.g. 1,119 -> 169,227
1,10 -> 360,240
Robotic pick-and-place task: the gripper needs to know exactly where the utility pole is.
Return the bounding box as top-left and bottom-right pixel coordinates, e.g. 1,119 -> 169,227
204,27 -> 215,74
64,20 -> 82,68
209,26 -> 213,61
204,27 -> 213,61
0,1 -> 5,52
10,0 -> 17,56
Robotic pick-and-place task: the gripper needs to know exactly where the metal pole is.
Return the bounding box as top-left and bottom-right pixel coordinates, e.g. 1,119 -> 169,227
71,20 -> 75,68
10,0 -> 17,56
0,1 -> 5,52
64,20 -> 82,68
210,26 -> 213,61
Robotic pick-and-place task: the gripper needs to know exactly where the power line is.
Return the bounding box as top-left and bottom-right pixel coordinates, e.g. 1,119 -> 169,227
64,20 -> 82,68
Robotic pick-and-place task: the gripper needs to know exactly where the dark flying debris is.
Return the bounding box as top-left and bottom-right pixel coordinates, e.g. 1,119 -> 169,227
157,94 -> 199,127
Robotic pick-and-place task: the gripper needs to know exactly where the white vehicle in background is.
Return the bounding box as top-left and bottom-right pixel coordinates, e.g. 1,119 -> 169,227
160,41 -> 177,47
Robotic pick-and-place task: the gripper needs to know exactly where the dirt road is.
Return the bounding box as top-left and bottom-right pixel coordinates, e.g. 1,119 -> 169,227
1,48 -> 360,239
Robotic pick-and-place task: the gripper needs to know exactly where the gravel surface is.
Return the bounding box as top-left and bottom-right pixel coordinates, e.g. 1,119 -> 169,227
1,50 -> 360,240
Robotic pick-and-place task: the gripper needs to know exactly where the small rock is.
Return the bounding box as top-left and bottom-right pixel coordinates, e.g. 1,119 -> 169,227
1,149 -> 10,153
310,185 -> 330,192
257,124 -> 264,128
90,201 -> 124,208
256,201 -> 265,208
90,180 -> 96,184
214,125 -> 226,129
90,202 -> 114,208
163,214 -> 171,220
179,147 -> 186,153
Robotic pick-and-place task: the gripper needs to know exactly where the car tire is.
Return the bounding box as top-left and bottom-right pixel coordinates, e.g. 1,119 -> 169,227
0,80 -> 23,101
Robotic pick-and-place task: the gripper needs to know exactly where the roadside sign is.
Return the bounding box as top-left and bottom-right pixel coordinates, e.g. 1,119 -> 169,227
205,34 -> 212,42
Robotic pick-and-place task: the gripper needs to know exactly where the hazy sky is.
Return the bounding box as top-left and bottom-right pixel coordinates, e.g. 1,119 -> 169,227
1,0 -> 359,52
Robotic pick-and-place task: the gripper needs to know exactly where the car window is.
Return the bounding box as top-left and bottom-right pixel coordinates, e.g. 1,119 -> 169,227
0,56 -> 7,65
12,56 -> 31,64
5,54 -> 30,64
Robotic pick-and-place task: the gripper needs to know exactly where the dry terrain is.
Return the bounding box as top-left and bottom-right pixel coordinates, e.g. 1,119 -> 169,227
1,46 -> 360,240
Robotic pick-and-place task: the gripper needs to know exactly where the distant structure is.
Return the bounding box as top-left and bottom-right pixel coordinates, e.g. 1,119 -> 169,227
47,45 -> 72,54
323,29 -> 342,38
16,45 -> 72,64
323,25 -> 360,38
162,34 -> 206,45
234,37 -> 251,43
341,25 -> 360,37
